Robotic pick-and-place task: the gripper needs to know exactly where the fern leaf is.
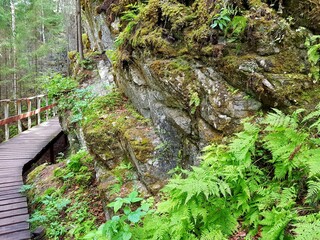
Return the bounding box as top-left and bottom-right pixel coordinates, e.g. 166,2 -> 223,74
263,109 -> 299,130
229,122 -> 259,167
302,103 -> 320,132
306,178 -> 320,204
200,229 -> 227,240
260,209 -> 297,240
294,213 -> 320,240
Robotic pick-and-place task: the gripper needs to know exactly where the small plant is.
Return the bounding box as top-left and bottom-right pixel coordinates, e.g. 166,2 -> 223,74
189,91 -> 200,114
211,7 -> 232,31
19,184 -> 33,193
84,191 -> 152,240
44,74 -> 78,99
306,35 -> 320,81
28,150 -> 98,239
211,6 -> 239,31
54,150 -> 94,186
225,16 -> 247,41
28,194 -> 71,239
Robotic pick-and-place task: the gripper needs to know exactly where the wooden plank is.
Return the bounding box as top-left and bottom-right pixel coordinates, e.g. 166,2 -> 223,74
0,173 -> 22,178
0,185 -> 22,192
0,163 -> 25,167
0,117 -> 62,238
0,229 -> 31,240
0,180 -> 23,187
0,193 -> 24,201
0,215 -> 29,227
0,208 -> 28,219
0,174 -> 22,179
0,202 -> 27,212
0,197 -> 26,206
0,222 -> 29,235
0,189 -> 24,197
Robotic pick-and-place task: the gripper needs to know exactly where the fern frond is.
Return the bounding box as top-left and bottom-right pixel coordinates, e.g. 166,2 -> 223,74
306,178 -> 320,204
229,122 -> 259,167
260,208 -> 297,240
300,148 -> 320,177
263,109 -> 299,130
200,229 -> 227,240
294,213 -> 320,240
302,103 -> 320,132
207,200 -> 238,235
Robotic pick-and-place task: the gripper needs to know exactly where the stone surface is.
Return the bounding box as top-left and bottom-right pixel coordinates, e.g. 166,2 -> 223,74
62,0 -> 320,203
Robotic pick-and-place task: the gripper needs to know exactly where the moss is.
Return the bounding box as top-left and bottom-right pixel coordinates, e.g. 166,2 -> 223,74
248,0 -> 264,8
82,89 -> 153,166
123,128 -> 154,163
82,33 -> 91,50
68,51 -> 77,60
283,0 -> 320,34
27,164 -> 48,183
267,51 -> 308,74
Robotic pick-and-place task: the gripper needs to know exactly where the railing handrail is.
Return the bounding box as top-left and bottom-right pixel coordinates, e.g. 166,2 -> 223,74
0,95 -> 57,141
0,94 -> 46,103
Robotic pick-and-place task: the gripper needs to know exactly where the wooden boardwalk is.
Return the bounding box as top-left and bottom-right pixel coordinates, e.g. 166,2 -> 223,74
0,118 -> 62,240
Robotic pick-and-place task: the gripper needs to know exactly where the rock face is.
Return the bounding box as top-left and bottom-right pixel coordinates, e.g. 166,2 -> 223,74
116,59 -> 262,167
63,0 -> 320,202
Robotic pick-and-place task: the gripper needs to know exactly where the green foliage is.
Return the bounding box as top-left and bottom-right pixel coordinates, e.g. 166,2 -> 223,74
115,3 -> 145,48
225,16 -> 247,41
84,191 -> 152,240
0,0 -> 65,98
29,150 -> 97,239
129,107 -> 320,239
54,149 -> 94,186
211,7 -> 232,31
44,74 -> 78,99
19,184 -> 33,193
293,213 -> 320,240
189,91 -> 200,114
28,194 -> 71,238
45,74 -> 96,123
210,5 -> 246,42
83,88 -> 122,124
305,35 -> 320,81
303,102 -> 320,132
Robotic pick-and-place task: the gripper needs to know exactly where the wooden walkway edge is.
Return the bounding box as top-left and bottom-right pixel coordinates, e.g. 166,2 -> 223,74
0,118 -> 62,240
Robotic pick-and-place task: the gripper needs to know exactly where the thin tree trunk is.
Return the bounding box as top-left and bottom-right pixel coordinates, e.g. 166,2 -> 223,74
76,0 -> 83,61
10,0 -> 17,100
41,0 -> 46,43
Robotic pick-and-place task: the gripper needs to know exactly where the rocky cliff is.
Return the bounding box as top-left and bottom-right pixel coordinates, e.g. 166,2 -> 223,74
63,0 -> 320,209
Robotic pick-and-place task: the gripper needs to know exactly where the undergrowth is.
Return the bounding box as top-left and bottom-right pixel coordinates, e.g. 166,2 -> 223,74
45,74 -> 96,124
104,0 -> 249,65
26,150 -> 102,240
87,105 -> 320,239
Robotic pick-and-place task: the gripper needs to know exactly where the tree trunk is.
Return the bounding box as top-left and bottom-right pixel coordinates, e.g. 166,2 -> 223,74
10,0 -> 17,100
76,0 -> 84,61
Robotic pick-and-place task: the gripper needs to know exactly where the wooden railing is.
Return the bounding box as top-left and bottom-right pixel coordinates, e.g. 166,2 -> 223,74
0,95 -> 57,141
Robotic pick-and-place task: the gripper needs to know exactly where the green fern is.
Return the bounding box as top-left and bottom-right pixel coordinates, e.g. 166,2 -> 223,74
303,103 -> 320,132
294,213 -> 320,240
126,106 -> 320,239
229,122 -> 259,167
306,178 -> 320,204
260,208 -> 297,240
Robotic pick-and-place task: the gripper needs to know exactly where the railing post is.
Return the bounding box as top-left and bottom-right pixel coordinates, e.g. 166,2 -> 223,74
45,95 -> 49,121
4,101 -> 9,141
53,98 -> 57,117
17,100 -> 22,133
27,99 -> 32,129
37,96 -> 41,125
